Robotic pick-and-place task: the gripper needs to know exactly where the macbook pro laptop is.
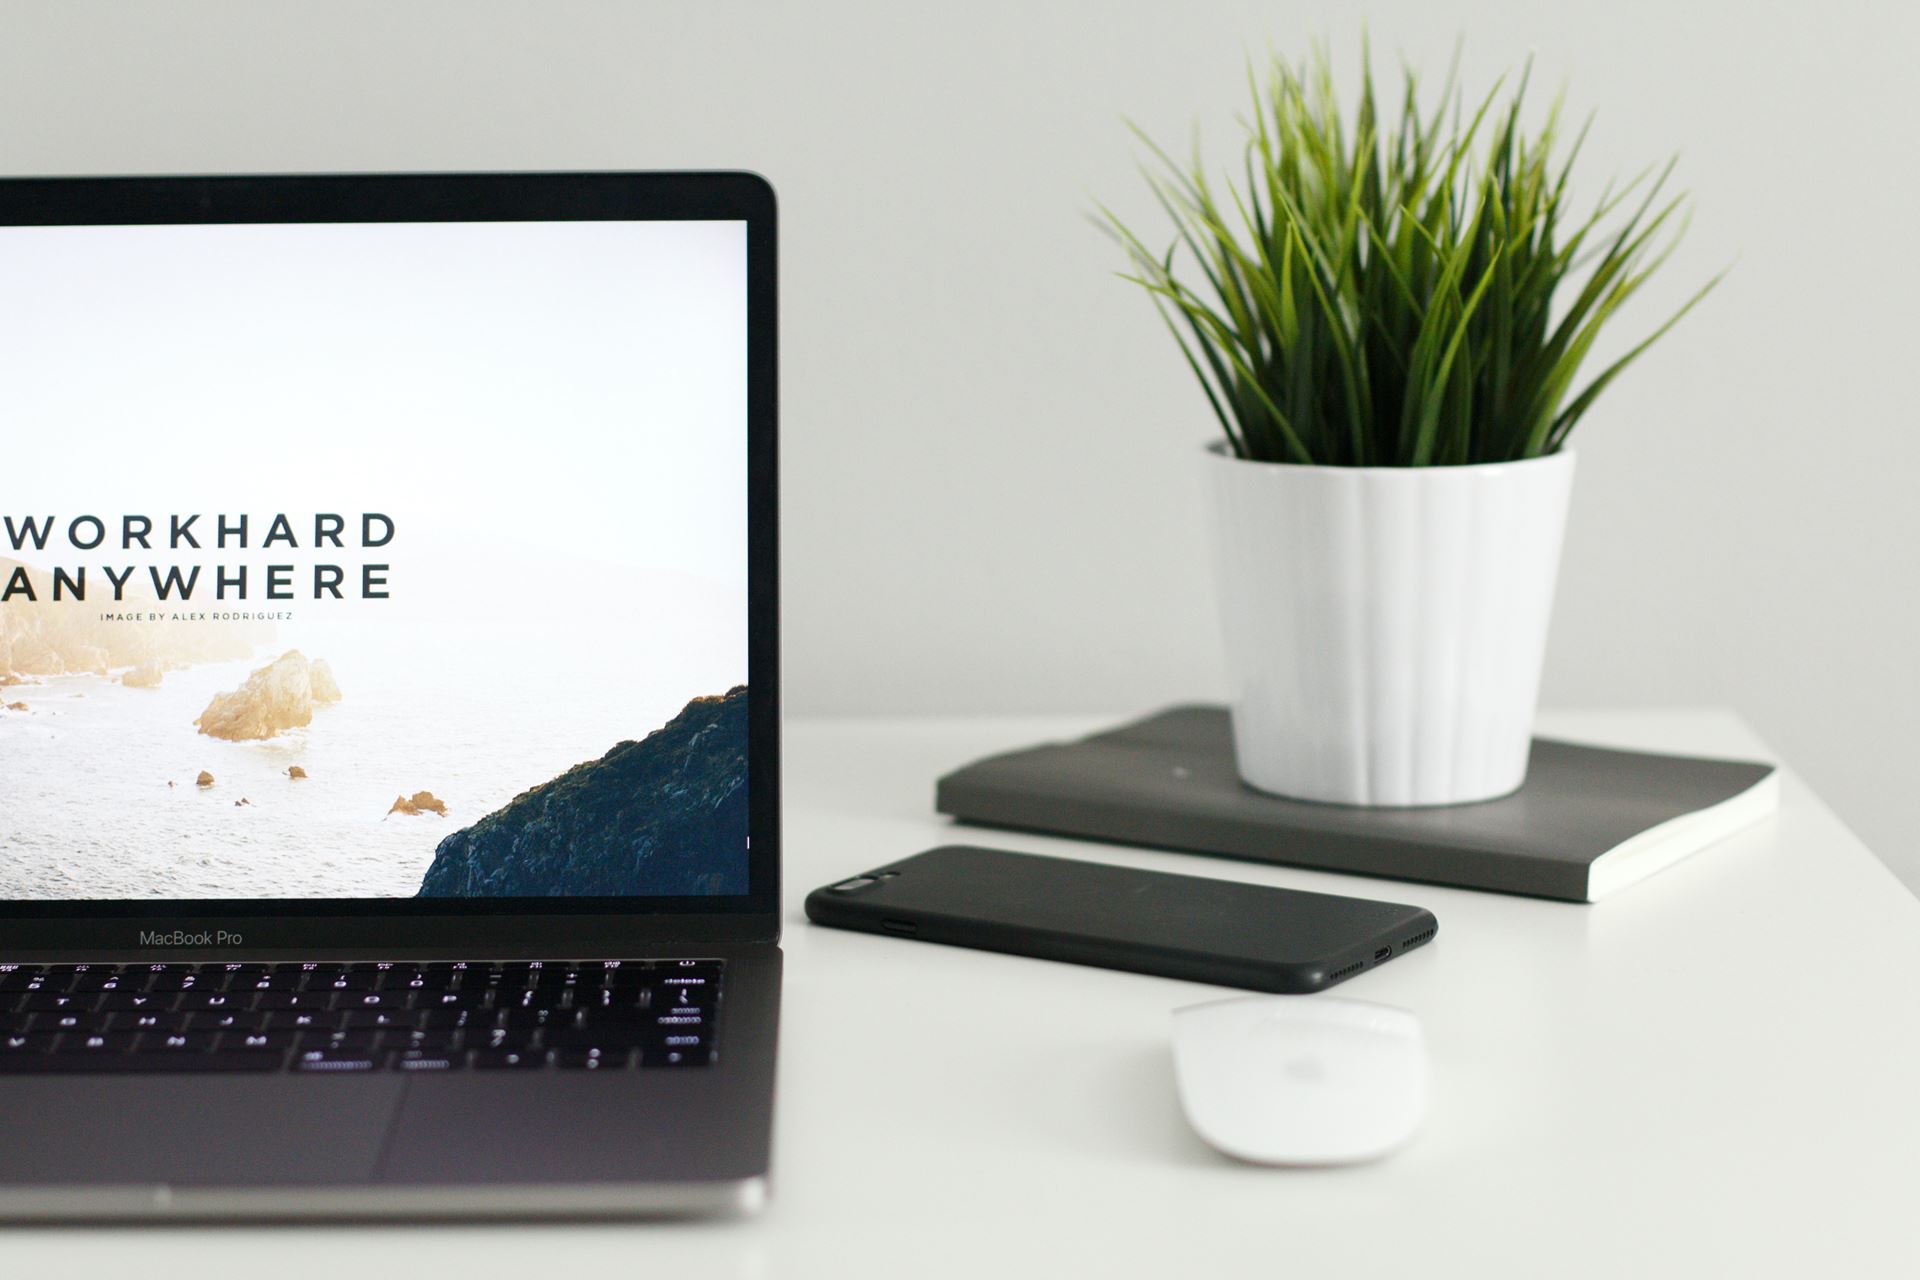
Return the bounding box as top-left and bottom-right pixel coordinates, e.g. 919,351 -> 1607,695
0,172 -> 781,1219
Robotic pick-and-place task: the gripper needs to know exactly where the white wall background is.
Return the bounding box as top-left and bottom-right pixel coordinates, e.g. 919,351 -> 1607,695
2,0 -> 1915,892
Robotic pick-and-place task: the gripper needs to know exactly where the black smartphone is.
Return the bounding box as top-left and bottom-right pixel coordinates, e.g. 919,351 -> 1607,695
804,845 -> 1437,993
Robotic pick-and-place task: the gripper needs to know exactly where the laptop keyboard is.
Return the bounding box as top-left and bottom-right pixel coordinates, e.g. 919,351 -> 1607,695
0,960 -> 722,1074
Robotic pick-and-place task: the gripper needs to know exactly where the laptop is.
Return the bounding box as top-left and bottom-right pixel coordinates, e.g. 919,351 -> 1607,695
0,172 -> 781,1219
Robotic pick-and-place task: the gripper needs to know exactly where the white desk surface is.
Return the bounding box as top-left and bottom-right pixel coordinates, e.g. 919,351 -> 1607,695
11,710 -> 1920,1279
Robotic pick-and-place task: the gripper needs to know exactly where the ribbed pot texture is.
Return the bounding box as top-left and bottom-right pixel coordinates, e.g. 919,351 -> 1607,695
1205,446 -> 1576,807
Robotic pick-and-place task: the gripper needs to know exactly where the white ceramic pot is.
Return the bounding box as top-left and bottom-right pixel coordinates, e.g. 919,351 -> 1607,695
1204,445 -> 1577,807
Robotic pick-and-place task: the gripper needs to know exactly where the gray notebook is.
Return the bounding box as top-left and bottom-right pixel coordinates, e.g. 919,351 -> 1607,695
934,706 -> 1779,902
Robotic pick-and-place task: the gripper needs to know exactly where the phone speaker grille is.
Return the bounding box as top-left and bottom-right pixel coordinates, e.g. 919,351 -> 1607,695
1400,927 -> 1436,949
1327,961 -> 1365,983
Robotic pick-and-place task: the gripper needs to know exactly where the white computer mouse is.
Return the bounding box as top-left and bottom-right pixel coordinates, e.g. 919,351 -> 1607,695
1172,995 -> 1427,1166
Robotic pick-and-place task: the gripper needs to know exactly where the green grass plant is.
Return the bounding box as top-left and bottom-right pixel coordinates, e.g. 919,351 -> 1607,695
1102,42 -> 1722,466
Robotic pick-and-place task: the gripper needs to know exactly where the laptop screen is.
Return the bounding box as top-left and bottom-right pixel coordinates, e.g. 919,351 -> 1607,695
0,217 -> 751,905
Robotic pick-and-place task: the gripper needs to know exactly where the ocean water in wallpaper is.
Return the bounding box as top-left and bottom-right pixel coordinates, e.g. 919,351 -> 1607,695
0,629 -> 746,900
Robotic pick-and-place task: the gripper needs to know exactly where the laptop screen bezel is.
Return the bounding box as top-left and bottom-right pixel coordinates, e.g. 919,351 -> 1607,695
0,171 -> 781,954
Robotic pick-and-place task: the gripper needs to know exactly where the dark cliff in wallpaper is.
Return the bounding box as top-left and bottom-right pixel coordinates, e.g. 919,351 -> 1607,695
417,685 -> 749,897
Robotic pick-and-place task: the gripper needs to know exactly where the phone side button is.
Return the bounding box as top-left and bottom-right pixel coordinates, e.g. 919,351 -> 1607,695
880,919 -> 918,936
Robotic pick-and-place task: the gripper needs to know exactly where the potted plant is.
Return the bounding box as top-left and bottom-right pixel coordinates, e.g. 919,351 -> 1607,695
1105,46 -> 1720,806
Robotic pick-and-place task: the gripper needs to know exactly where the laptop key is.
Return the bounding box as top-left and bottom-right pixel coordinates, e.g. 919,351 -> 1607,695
98,992 -> 172,1012
662,966 -> 710,991
175,991 -> 247,1012
146,975 -> 206,992
71,972 -> 136,993
470,1026 -> 537,1052
189,1052 -> 288,1072
218,1031 -> 295,1053
384,1030 -> 459,1053
336,991 -> 409,1011
585,985 -> 647,1010
115,1013 -> 189,1035
652,1014 -> 708,1037
6,976 -> 67,995
65,1032 -> 141,1052
338,1009 -> 418,1029
293,1047 -> 380,1072
553,1048 -> 631,1070
296,1030 -> 383,1052
147,1031 -> 221,1052
658,1034 -> 708,1050
390,1050 -> 463,1072
0,970 -> 47,993
642,1046 -> 715,1068
255,991 -> 334,1012
423,990 -> 492,1011
315,973 -> 379,992
471,1049 -> 545,1070
136,1051 -> 284,1073
0,1051 -> 284,1074
235,972 -> 302,993
547,1025 -> 645,1050
0,1054 -> 76,1072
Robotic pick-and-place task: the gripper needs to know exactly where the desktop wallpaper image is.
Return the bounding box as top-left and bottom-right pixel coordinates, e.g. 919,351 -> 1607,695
0,220 -> 750,901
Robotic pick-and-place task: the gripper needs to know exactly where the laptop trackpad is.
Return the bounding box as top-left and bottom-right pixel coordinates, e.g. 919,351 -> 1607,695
0,1075 -> 406,1187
